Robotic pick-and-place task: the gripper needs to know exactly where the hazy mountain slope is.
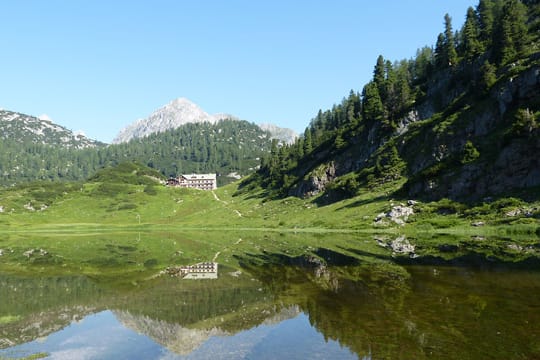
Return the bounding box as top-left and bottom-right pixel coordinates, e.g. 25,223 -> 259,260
259,123 -> 298,144
0,110 -> 102,149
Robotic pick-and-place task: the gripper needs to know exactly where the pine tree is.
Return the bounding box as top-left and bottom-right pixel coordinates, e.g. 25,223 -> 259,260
480,60 -> 497,93
444,14 -> 459,66
373,55 -> 387,101
303,129 -> 313,155
462,7 -> 483,61
477,0 -> 497,47
362,82 -> 384,123
435,33 -> 447,69
413,46 -> 434,81
494,0 -> 530,65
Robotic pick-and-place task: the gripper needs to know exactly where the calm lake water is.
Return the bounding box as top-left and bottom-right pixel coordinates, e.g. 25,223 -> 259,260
1,259 -> 540,359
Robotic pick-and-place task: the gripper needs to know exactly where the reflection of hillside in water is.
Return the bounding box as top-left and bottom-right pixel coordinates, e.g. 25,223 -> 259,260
0,274 -> 108,348
3,250 -> 540,360
240,249 -> 540,360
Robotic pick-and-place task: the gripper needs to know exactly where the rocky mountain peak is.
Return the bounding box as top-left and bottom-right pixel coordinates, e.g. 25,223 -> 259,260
113,97 -> 297,145
113,98 -> 229,144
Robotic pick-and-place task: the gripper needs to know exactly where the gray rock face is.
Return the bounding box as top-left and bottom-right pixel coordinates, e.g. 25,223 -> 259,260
407,63 -> 540,200
259,123 -> 298,144
113,98 -> 298,145
290,162 -> 337,198
113,98 -> 230,143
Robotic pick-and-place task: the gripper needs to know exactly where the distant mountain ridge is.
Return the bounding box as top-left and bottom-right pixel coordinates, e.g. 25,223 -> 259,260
0,110 -> 102,149
113,97 -> 297,144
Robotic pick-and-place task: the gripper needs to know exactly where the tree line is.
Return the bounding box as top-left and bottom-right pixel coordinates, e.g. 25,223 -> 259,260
0,119 -> 273,186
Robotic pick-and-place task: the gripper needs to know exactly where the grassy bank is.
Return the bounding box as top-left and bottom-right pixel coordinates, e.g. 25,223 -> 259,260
0,176 -> 539,276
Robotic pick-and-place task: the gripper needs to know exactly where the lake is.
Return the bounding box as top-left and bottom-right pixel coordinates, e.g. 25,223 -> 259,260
1,236 -> 540,359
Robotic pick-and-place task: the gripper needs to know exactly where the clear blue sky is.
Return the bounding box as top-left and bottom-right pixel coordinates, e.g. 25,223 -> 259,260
0,0 -> 477,143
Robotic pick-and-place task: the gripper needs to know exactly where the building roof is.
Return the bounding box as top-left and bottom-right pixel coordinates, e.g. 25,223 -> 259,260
180,174 -> 216,180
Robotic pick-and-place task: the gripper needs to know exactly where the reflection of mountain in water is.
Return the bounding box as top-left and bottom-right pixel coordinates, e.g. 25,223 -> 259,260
113,305 -> 301,355
114,310 -> 228,355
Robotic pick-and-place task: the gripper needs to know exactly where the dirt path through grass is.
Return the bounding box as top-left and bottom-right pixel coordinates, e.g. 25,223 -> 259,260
212,190 -> 242,217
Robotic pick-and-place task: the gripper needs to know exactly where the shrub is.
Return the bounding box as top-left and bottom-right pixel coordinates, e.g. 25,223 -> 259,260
143,185 -> 158,195
117,202 -> 137,211
144,258 -> 158,268
461,141 -> 480,164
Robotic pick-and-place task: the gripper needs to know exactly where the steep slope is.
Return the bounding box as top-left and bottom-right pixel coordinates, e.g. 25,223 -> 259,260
0,110 -> 102,149
248,0 -> 540,203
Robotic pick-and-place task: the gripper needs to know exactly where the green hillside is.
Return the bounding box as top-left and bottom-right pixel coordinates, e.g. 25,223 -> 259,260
249,0 -> 540,204
0,161 -> 538,275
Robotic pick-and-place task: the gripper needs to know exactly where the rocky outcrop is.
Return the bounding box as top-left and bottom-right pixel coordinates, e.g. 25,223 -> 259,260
374,202 -> 416,226
290,162 -> 337,198
406,62 -> 540,200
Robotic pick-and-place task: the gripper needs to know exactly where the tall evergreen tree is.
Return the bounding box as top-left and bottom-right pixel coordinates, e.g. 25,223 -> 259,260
412,46 -> 434,82
434,33 -> 447,69
374,55 -> 387,101
444,14 -> 459,66
477,0 -> 496,47
303,129 -> 313,155
493,0 -> 530,65
462,6 -> 483,61
362,82 -> 384,123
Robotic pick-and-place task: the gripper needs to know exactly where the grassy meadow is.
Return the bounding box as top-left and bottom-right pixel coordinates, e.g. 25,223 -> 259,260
0,164 -> 539,278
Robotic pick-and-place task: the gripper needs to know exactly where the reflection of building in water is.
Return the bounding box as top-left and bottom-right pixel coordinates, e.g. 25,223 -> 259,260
180,262 -> 218,279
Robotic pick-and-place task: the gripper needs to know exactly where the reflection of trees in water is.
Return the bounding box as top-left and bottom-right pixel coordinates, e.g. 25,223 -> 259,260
3,257 -> 540,359
241,251 -> 540,360
0,275 -> 108,348
239,253 -> 412,358
0,269 -> 289,351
